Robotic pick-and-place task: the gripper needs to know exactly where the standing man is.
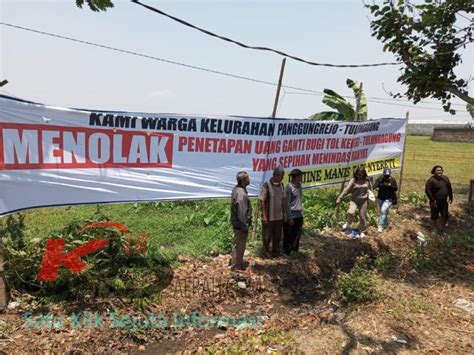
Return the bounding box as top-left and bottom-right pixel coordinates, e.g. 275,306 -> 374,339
374,168 -> 398,233
259,167 -> 288,258
283,169 -> 304,256
230,171 -> 252,270
425,165 -> 453,231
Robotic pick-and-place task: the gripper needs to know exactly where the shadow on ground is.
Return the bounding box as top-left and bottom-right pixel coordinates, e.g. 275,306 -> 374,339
251,200 -> 473,307
341,323 -> 419,354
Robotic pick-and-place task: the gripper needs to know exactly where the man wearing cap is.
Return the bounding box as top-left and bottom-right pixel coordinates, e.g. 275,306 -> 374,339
374,168 -> 398,233
259,167 -> 288,258
283,169 -> 304,256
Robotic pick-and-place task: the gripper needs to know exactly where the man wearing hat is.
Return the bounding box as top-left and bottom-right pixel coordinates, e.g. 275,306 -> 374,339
374,168 -> 398,233
259,167 -> 288,257
283,169 -> 304,256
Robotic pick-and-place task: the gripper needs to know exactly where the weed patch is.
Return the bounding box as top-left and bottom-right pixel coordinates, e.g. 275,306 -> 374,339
336,262 -> 378,304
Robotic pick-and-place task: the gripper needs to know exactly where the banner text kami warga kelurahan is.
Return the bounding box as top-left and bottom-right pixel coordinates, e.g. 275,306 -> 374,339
0,95 -> 406,215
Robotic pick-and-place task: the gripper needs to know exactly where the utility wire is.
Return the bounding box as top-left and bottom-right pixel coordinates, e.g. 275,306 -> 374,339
457,13 -> 473,22
285,91 -> 467,108
131,0 -> 401,68
366,99 -> 465,111
0,22 -> 467,111
0,22 -> 322,95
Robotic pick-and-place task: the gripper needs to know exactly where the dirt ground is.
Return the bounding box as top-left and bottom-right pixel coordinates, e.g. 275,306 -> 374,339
0,200 -> 472,354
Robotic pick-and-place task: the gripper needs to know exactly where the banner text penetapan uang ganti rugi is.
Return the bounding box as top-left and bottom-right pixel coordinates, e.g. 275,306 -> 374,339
0,95 -> 406,215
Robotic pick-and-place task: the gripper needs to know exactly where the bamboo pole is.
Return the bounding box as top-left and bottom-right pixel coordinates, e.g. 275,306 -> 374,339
271,58 -> 286,119
396,111 -> 409,210
252,58 -> 286,240
338,82 -> 363,202
0,79 -> 8,310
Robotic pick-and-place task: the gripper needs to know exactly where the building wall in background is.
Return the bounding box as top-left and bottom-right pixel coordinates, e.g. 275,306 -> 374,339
432,128 -> 474,143
407,123 -> 472,136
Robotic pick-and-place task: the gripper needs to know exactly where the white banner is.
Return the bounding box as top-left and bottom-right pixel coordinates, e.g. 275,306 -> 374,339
0,95 -> 407,215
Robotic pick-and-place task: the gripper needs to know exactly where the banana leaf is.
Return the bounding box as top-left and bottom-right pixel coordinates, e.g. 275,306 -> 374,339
309,111 -> 344,121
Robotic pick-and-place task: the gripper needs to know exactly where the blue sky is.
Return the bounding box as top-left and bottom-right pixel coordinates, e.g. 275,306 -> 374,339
1,0 -> 472,121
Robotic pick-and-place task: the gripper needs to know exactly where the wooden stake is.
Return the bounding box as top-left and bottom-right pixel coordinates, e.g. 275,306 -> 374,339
338,82 -> 363,203
252,58 -> 287,240
0,79 -> 9,310
397,111 -> 409,209
354,82 -> 363,122
271,58 -> 286,119
0,242 -> 7,311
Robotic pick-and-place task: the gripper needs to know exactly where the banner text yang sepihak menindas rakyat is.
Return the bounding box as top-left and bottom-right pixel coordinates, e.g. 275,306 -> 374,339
0,95 -> 406,215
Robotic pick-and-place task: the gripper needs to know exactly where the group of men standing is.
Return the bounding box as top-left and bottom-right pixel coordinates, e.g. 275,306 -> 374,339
229,164 -> 454,271
230,167 -> 304,270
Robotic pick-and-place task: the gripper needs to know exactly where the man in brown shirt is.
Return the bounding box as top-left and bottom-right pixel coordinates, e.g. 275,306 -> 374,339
259,167 -> 288,258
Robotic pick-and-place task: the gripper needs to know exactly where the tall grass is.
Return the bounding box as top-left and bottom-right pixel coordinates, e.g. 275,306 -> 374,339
402,136 -> 474,195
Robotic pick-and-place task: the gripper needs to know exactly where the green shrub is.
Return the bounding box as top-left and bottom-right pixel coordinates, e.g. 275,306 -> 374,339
304,188 -> 378,232
400,192 -> 428,207
3,215 -> 172,301
182,199 -> 234,253
0,213 -> 26,249
303,189 -> 340,231
375,254 -> 392,273
336,265 -> 377,304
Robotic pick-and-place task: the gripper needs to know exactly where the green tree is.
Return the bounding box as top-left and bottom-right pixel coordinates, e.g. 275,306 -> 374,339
309,79 -> 368,121
75,0 -> 114,12
367,0 -> 473,115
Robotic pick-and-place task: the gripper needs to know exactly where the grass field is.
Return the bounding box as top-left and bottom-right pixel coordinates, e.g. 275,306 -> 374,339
402,136 -> 474,195
13,200 -> 234,264
2,135 -> 473,261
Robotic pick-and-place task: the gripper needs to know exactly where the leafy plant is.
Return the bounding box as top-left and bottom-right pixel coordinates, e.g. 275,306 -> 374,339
336,263 -> 378,304
0,213 -> 26,249
304,188 -> 378,232
309,79 -> 368,121
375,254 -> 393,273
181,200 -> 233,252
4,213 -> 172,301
400,192 -> 428,207
75,0 -> 114,12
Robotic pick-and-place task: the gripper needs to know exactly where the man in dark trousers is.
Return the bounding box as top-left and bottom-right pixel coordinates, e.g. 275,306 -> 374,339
259,167 -> 288,258
425,165 -> 453,232
230,171 -> 252,270
283,169 -> 304,256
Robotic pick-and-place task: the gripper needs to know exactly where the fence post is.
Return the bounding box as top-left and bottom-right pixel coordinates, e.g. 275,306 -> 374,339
397,112 -> 409,209
0,242 -> 8,310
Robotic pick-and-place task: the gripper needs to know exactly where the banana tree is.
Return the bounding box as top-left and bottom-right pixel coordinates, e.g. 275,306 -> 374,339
309,79 -> 367,121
